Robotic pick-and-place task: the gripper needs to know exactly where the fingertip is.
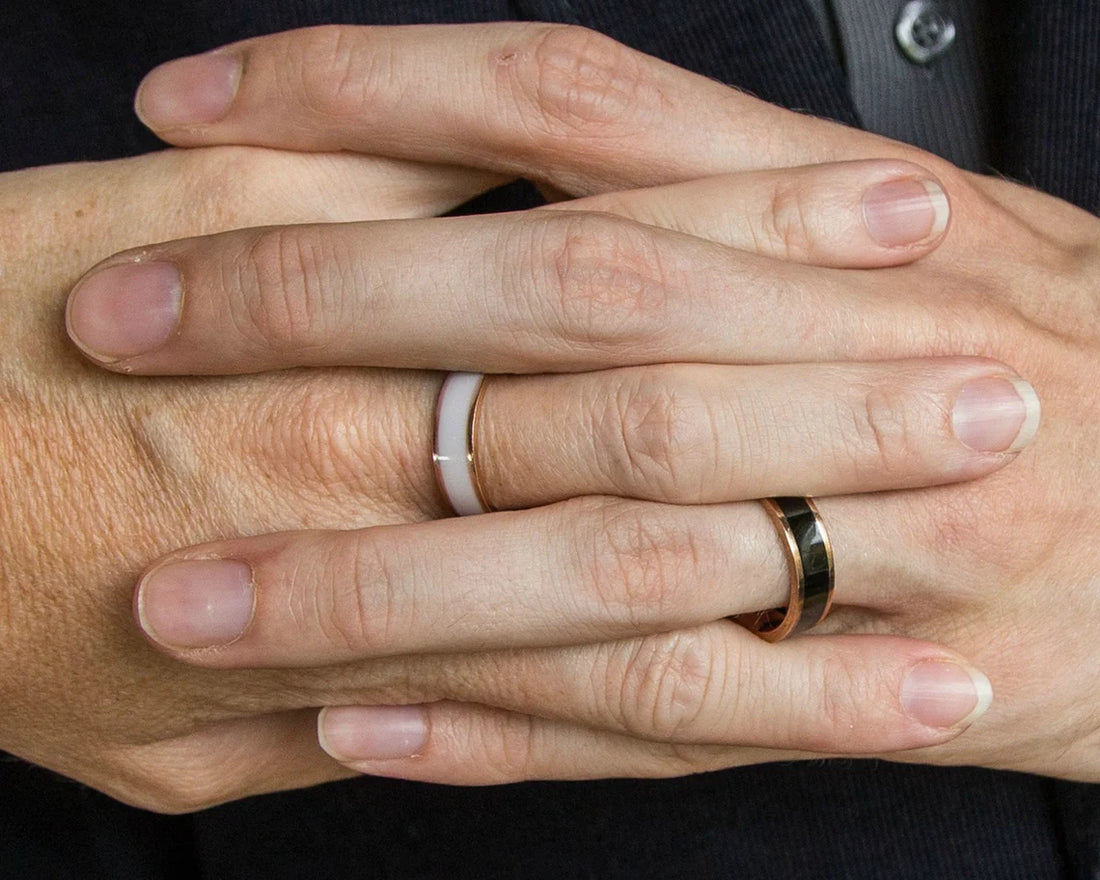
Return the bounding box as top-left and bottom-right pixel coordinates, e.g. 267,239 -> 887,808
135,558 -> 255,651
770,635 -> 992,754
951,374 -> 1041,454
66,260 -> 182,364
135,51 -> 241,132
900,658 -> 993,731
861,175 -> 950,250
317,705 -> 430,764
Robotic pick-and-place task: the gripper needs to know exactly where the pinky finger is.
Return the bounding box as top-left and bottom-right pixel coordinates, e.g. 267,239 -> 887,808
316,702 -> 865,786
318,626 -> 996,785
316,701 -> 751,785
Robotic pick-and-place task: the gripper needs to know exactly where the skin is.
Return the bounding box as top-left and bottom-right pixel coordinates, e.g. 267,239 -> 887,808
121,25 -> 1100,787
1,142 -> 997,813
2,23 -> 1096,812
0,145 -> 507,807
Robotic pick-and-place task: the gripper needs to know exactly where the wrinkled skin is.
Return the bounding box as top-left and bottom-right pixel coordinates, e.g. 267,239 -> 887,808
1,23 -> 1098,812
0,147 -> 497,807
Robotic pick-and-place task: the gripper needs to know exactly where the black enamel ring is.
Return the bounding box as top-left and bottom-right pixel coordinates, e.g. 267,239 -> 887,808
737,497 -> 835,642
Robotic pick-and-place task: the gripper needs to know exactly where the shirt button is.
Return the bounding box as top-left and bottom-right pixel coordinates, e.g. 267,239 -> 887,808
895,0 -> 957,65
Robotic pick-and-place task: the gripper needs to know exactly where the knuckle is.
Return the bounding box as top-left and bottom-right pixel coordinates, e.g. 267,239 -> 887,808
595,368 -> 714,500
929,287 -> 1012,358
142,777 -> 225,815
760,180 -> 817,259
343,533 -> 405,653
806,653 -> 867,751
169,147 -> 262,231
174,147 -> 355,229
470,713 -> 540,783
291,26 -> 391,122
656,741 -> 731,776
528,212 -> 677,353
233,226 -> 345,355
239,373 -> 395,502
286,532 -> 399,655
1018,240 -> 1100,342
118,757 -> 240,815
846,382 -> 926,479
612,630 -> 720,741
504,25 -> 656,146
579,499 -> 707,626
917,487 -> 1037,585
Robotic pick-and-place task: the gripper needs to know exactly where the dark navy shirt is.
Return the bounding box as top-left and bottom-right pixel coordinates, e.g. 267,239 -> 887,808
806,0 -> 995,171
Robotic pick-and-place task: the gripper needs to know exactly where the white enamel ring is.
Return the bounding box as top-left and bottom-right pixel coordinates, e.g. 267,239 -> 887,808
432,372 -> 491,516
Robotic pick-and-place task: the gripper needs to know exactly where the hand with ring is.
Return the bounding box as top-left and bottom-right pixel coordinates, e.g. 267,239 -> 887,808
12,23 -> 1096,812
0,111 -> 990,812
117,24 -> 1098,792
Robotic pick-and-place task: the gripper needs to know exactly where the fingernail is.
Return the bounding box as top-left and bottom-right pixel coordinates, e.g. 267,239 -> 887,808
862,179 -> 949,247
901,660 -> 992,729
136,52 -> 241,128
319,706 -> 429,761
137,560 -> 254,649
67,262 -> 182,362
952,376 -> 1041,453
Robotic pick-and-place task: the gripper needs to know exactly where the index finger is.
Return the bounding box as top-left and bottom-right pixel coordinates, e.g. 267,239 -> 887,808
134,24 -> 947,194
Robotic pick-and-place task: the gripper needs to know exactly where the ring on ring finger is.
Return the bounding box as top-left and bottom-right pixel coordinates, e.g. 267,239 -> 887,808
433,372 -> 837,640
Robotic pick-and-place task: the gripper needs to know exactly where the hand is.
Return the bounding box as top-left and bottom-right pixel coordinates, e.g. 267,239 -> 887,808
116,24 -> 1099,786
0,144 -> 508,803
5,131 -> 1006,813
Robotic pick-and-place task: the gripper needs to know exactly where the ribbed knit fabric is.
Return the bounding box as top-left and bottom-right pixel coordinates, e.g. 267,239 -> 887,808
0,1 -> 1097,878
515,0 -> 860,126
0,756 -> 1081,879
0,0 -> 522,171
993,0 -> 1100,213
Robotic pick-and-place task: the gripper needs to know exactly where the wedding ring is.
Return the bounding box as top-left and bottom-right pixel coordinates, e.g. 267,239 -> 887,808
433,372 -> 492,516
737,496 -> 835,641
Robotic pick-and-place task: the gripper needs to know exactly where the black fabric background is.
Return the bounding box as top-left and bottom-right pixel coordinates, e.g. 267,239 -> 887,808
0,754 -> 1083,879
1,0 -> 1097,877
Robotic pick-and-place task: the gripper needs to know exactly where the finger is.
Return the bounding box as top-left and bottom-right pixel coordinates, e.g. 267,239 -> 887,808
476,360 -> 1039,508
131,500 -> 789,664
131,431 -> 1035,666
132,24 -> 942,194
6,146 -> 502,289
112,709 -> 353,813
317,702 -> 794,785
551,160 -> 951,267
427,626 -> 992,753
66,208 -> 957,375
314,630 -> 991,783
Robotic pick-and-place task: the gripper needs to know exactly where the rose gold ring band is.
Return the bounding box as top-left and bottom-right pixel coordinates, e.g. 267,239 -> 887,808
736,496 -> 835,641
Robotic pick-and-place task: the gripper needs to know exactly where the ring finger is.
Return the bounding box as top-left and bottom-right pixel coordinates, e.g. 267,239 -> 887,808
132,438 -> 1024,668
473,359 -> 1037,510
